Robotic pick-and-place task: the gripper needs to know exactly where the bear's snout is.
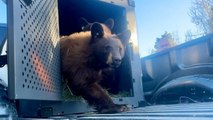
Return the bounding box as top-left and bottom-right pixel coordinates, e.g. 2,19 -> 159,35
112,58 -> 121,68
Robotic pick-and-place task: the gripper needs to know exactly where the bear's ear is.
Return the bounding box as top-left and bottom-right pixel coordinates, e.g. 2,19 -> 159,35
91,22 -> 104,39
117,30 -> 131,46
79,17 -> 91,31
104,18 -> 114,30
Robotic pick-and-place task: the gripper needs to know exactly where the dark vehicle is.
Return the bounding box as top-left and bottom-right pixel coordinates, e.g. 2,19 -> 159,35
141,34 -> 213,104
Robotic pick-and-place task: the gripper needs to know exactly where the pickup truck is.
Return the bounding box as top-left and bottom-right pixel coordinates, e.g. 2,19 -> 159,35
0,0 -> 213,119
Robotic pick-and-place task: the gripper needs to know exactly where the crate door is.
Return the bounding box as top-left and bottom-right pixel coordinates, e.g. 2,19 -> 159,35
8,0 -> 61,100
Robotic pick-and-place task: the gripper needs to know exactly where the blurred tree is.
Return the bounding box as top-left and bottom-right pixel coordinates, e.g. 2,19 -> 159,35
154,31 -> 177,52
184,29 -> 204,42
185,30 -> 194,41
171,31 -> 180,44
190,0 -> 213,35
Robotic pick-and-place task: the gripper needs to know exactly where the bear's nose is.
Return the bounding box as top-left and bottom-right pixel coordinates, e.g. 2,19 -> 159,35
113,58 -> 121,67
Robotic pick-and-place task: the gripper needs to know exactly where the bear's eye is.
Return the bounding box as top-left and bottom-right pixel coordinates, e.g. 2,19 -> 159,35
119,46 -> 122,53
104,46 -> 112,52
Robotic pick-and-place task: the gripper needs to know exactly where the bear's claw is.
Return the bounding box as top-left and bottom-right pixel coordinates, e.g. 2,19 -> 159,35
98,104 -> 131,114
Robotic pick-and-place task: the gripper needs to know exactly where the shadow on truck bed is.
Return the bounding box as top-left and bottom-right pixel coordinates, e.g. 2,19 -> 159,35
141,34 -> 213,104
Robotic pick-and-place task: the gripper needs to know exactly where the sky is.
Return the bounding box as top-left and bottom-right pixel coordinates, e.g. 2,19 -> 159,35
135,0 -> 197,57
0,0 -> 6,23
0,0 -> 197,57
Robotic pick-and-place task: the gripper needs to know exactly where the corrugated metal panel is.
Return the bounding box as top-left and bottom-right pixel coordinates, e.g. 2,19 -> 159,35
7,0 -> 61,100
16,102 -> 213,119
68,102 -> 213,120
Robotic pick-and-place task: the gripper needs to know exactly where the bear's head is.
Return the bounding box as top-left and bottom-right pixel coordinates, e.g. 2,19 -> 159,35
89,22 -> 131,68
80,17 -> 114,34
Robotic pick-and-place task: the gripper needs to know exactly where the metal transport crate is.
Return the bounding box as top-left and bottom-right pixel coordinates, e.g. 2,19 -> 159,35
6,0 -> 144,117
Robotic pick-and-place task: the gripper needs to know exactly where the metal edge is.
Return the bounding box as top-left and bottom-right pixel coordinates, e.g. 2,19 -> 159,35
7,0 -> 16,99
126,4 -> 145,105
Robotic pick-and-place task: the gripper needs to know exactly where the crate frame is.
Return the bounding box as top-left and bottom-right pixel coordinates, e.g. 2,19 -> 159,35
7,0 -> 144,117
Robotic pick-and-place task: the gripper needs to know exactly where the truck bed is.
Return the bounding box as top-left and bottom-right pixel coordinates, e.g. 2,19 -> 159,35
24,102 -> 213,120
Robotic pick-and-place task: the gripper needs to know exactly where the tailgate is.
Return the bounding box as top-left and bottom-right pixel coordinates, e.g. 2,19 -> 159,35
68,102 -> 213,120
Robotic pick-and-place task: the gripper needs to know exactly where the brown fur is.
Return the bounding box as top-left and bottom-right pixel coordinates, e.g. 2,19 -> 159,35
60,21 -> 131,113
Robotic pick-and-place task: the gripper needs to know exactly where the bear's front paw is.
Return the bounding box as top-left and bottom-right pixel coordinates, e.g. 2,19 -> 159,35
99,104 -> 131,114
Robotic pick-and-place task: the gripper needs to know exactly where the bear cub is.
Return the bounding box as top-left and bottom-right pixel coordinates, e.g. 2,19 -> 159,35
60,18 -> 131,113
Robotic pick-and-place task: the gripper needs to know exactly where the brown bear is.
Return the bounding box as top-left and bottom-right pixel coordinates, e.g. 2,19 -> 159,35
80,18 -> 121,94
60,19 -> 131,113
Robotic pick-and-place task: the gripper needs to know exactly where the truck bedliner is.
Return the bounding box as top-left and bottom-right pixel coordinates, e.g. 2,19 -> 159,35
17,102 -> 213,119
